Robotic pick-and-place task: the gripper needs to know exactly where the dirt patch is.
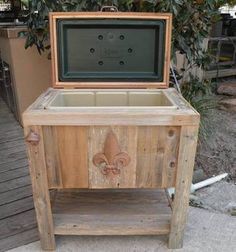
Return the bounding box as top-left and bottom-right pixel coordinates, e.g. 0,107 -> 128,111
195,97 -> 236,183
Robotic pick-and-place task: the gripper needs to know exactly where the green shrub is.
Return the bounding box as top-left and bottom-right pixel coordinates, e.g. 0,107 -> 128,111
26,0 -> 220,68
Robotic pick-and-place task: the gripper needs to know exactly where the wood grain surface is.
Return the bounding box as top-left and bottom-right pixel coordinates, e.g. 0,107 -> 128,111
52,189 -> 171,236
24,126 -> 55,250
43,126 -> 88,188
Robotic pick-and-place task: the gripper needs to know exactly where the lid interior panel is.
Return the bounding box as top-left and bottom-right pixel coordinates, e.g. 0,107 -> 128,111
50,12 -> 172,88
57,19 -> 165,82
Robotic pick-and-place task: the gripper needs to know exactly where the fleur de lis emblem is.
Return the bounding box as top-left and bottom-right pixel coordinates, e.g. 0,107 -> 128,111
93,131 -> 131,175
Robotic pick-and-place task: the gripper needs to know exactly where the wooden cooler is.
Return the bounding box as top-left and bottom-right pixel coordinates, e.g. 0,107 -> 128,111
23,11 -> 200,250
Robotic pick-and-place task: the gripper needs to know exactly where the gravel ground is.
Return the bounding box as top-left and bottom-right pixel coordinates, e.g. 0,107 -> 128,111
193,181 -> 236,215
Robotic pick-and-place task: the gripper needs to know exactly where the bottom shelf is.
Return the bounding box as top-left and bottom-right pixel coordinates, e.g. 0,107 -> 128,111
52,189 -> 172,236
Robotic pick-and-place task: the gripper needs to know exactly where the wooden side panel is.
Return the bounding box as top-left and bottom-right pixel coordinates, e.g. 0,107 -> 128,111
43,126 -> 88,188
55,126 -> 88,188
169,125 -> 199,249
162,126 -> 180,187
43,125 -> 180,189
136,126 -> 180,188
88,126 -> 137,188
43,126 -> 62,188
24,126 -> 55,250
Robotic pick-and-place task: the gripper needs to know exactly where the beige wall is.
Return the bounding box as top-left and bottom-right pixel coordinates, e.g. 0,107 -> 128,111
0,35 -> 51,124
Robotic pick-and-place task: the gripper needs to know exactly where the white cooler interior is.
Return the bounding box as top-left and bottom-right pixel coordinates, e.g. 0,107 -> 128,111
47,90 -> 176,108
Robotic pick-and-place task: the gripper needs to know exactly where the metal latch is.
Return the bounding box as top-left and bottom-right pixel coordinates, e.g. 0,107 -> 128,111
100,5 -> 118,12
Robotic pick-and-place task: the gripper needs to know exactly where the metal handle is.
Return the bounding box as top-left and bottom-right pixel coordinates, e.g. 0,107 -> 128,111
26,130 -> 40,145
100,5 -> 118,12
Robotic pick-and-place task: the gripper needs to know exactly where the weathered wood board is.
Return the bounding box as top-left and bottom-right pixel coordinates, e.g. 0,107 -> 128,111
42,125 -> 180,189
43,126 -> 88,188
52,189 -> 171,236
0,97 -> 38,252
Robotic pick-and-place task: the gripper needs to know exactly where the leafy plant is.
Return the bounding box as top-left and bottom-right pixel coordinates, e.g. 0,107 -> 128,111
193,96 -> 216,145
26,0 -> 220,62
181,74 -> 212,101
216,0 -> 236,7
181,75 -> 216,145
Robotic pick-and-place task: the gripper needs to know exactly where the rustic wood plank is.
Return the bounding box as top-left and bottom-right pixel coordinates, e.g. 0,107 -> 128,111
56,126 -> 88,188
0,196 -> 34,219
54,214 -> 170,236
0,139 -> 25,150
136,127 -> 164,187
0,120 -> 20,127
0,145 -> 26,157
24,125 -> 56,250
23,110 -> 199,127
0,209 -> 37,240
0,175 -> 31,193
53,189 -> 170,215
0,150 -> 27,165
0,185 -> 32,206
0,228 -> 39,252
0,166 -> 29,183
168,125 -> 199,249
43,126 -> 63,188
161,127 -> 180,187
0,98 -> 38,252
52,189 -> 171,236
136,126 -> 180,188
0,159 -> 28,173
0,125 -> 23,139
88,126 -> 137,188
0,131 -> 23,144
43,126 -> 88,189
0,124 -> 22,133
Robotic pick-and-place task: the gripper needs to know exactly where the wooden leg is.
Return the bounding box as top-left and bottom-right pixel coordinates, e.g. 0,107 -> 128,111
25,126 -> 56,250
168,126 -> 199,249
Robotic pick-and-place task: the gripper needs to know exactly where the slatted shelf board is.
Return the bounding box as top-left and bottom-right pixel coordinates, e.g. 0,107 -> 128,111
52,189 -> 172,236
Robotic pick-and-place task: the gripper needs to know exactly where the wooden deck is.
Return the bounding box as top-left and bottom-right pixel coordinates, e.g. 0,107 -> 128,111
0,98 -> 38,252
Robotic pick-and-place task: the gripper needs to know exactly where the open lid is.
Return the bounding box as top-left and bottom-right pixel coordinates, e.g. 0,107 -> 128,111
49,11 -> 172,89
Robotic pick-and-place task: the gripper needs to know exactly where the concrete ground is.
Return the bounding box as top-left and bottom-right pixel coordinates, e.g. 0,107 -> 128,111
7,206 -> 236,252
194,181 -> 236,215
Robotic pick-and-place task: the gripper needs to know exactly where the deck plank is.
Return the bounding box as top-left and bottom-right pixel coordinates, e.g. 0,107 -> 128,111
0,150 -> 28,165
0,196 -> 34,220
0,210 -> 37,240
0,166 -> 29,183
0,228 -> 39,252
0,175 -> 31,193
0,159 -> 29,173
0,185 -> 32,205
0,98 -> 38,251
0,139 -> 25,151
